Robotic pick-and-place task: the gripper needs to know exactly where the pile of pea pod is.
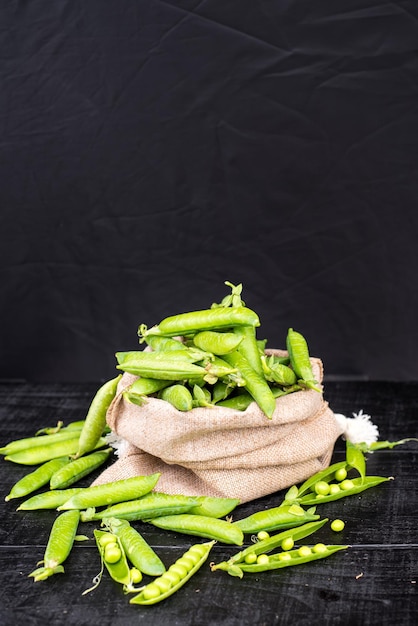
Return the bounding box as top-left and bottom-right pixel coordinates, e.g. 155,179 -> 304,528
1,393 -> 399,604
117,281 -> 321,420
1,281 -> 409,605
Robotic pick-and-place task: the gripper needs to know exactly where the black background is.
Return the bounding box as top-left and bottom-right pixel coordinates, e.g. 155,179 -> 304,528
1,0 -> 418,383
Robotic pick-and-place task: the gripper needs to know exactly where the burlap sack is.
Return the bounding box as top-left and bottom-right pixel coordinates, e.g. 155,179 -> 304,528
93,350 -> 344,503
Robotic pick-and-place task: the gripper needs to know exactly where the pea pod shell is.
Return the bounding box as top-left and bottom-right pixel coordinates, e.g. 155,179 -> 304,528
50,448 -> 112,490
233,504 -> 320,534
0,429 -> 82,456
116,358 -> 208,381
75,375 -> 121,458
226,544 -> 348,577
297,476 -> 391,506
5,436 -> 108,466
17,487 -> 85,510
147,514 -> 244,545
94,529 -> 137,591
5,457 -> 71,501
57,473 -> 161,510
83,492 -> 201,521
106,517 -> 166,576
130,541 -> 215,605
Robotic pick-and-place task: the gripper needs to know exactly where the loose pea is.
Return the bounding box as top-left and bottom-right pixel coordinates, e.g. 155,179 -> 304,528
130,568 -> 142,584
314,481 -> 330,496
331,519 -> 345,532
298,546 -> 312,557
281,537 -> 294,551
335,467 -> 347,482
340,479 -> 355,491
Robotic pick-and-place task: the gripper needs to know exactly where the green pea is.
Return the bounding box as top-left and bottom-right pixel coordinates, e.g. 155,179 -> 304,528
28,510 -> 80,582
257,554 -> 269,565
335,467 -> 348,482
99,533 -> 118,547
278,552 -> 292,561
92,529 -> 139,593
130,568 -> 142,584
313,543 -> 328,554
257,531 -> 270,541
314,481 -> 330,496
244,553 -> 258,564
104,544 -> 122,564
329,484 -> 341,495
340,479 -> 355,491
331,519 -> 345,532
281,537 -> 294,551
298,545 -> 312,557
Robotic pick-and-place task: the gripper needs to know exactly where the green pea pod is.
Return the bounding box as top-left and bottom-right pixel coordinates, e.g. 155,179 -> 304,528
144,335 -> 187,352
355,438 -> 418,452
222,350 -> 277,419
105,517 -> 166,577
188,495 -> 240,518
160,384 -> 194,411
234,325 -> 264,377
147,514 -> 244,545
219,544 -> 348,578
192,330 -> 243,355
5,436 -> 108,465
35,420 -> 85,436
0,429 -> 82,456
116,357 -> 208,381
116,350 -> 199,365
286,328 -> 321,392
57,473 -> 161,510
80,492 -> 201,522
211,518 -> 329,570
130,541 -> 215,605
295,461 -> 349,498
139,306 -> 260,340
124,378 -> 172,405
28,510 -> 80,581
75,375 -> 121,458
92,529 -> 140,593
17,487 -> 85,511
50,448 -> 113,490
233,503 -> 320,534
5,456 -> 71,501
345,440 -> 366,483
297,476 -> 391,506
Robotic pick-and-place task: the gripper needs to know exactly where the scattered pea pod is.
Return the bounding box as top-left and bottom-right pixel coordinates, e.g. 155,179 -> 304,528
28,510 -> 80,581
297,475 -> 391,506
58,473 -> 161,511
104,517 -> 166,577
147,513 -> 244,545
130,541 -> 215,605
80,492 -> 202,522
0,428 -> 83,456
286,328 -> 321,391
17,487 -> 84,511
5,456 -> 71,501
75,375 -> 121,458
50,447 -> 112,490
233,503 -> 319,534
5,436 -> 108,465
88,529 -> 142,594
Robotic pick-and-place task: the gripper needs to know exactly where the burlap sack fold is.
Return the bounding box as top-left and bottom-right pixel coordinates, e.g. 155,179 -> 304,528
94,350 -> 344,503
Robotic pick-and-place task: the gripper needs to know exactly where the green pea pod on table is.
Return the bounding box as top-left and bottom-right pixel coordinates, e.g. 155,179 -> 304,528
104,517 -> 166,577
130,541 -> 215,605
17,487 -> 85,511
4,436 -> 108,466
159,384 -> 194,412
57,473 -> 161,511
80,492 -> 202,522
49,447 -> 113,490
74,375 -> 121,459
5,456 -> 72,501
211,518 -> 329,571
147,513 -> 244,545
296,475 -> 392,506
232,503 -> 320,534
0,428 -> 83,456
28,510 -> 80,582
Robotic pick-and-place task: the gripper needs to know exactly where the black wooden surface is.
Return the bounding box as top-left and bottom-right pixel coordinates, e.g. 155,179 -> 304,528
0,380 -> 417,626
